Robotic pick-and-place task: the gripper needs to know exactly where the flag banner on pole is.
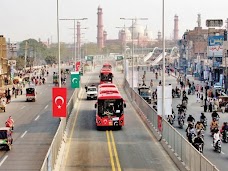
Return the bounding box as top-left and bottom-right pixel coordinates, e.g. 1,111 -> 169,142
71,72 -> 80,88
75,61 -> 80,71
52,87 -> 67,117
157,85 -> 172,116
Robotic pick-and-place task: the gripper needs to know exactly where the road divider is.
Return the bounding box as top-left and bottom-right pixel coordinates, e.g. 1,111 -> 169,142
40,74 -> 91,171
123,78 -> 219,171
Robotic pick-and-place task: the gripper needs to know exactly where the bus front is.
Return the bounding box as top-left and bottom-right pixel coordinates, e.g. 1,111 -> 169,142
95,94 -> 126,129
100,70 -> 113,84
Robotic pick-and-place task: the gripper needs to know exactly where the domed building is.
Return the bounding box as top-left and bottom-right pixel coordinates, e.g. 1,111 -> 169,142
118,19 -> 153,47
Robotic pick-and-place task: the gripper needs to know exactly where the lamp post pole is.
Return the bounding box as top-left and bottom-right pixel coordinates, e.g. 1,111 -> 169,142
57,0 -> 61,87
59,18 -> 87,71
120,18 -> 148,89
116,25 -> 127,78
162,0 -> 166,136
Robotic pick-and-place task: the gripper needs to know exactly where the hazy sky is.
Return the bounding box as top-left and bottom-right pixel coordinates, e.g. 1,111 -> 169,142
1,0 -> 228,43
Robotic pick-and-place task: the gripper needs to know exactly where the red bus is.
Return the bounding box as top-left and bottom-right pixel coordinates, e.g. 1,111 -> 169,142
99,68 -> 113,84
95,92 -> 126,129
102,62 -> 112,70
99,87 -> 119,94
98,83 -> 117,89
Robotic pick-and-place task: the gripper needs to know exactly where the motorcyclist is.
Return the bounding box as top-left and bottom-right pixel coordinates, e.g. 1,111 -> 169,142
211,111 -> 219,120
193,131 -> 204,152
200,113 -> 206,122
195,121 -> 205,131
213,128 -> 221,147
210,118 -> 219,133
220,122 -> 228,140
5,116 -> 14,130
187,115 -> 195,125
186,124 -> 196,144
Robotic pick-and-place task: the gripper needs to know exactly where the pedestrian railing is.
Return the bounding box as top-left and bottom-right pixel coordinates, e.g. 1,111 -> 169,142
40,88 -> 79,171
124,79 -> 219,171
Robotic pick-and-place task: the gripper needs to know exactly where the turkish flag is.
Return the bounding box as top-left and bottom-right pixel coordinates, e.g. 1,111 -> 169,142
75,61 -> 80,71
52,87 -> 67,117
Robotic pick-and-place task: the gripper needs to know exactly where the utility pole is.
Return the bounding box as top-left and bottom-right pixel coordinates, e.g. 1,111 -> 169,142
24,41 -> 28,71
59,18 -> 87,71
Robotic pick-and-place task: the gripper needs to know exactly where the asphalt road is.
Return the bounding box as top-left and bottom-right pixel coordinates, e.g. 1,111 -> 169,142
133,65 -> 228,171
60,67 -> 179,171
0,64 -> 75,171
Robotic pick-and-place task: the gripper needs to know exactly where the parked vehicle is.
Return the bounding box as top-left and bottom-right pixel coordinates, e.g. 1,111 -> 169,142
0,127 -> 13,151
26,87 -> 36,102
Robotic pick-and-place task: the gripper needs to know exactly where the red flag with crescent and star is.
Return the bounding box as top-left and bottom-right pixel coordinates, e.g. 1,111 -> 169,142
52,87 -> 67,117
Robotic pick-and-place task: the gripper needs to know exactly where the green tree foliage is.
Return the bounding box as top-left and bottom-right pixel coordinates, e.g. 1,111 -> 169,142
8,56 -> 25,70
19,39 -> 72,65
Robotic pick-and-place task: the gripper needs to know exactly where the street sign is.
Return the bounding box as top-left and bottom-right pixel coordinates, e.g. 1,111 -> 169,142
206,19 -> 223,27
71,72 -> 80,88
115,55 -> 124,61
85,55 -> 93,61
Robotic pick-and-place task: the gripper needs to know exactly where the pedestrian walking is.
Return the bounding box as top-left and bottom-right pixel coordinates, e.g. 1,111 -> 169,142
200,94 -> 204,107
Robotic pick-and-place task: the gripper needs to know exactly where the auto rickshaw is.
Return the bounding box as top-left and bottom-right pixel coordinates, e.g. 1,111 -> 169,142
0,127 -> 13,151
26,87 -> 36,102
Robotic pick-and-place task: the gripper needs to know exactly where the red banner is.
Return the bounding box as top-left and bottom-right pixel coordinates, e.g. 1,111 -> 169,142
75,61 -> 80,71
52,87 -> 67,117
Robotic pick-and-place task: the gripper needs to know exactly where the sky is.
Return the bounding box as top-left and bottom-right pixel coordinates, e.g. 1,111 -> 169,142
1,0 -> 228,44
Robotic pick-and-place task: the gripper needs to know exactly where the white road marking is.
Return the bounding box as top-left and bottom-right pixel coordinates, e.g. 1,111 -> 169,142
21,131 -> 28,138
44,105 -> 48,109
0,155 -> 8,167
34,115 -> 40,121
20,106 -> 26,109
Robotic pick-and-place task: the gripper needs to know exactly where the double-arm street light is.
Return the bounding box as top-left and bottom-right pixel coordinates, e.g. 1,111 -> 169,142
59,18 -> 87,71
120,17 -> 148,89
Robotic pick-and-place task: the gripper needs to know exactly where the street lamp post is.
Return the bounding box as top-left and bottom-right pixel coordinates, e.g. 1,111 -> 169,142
57,0 -> 61,87
161,0 -> 166,136
120,18 -> 148,89
59,18 -> 87,71
116,25 -> 127,78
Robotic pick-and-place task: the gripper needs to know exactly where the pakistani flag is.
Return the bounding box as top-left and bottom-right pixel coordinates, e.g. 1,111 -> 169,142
71,72 -> 80,88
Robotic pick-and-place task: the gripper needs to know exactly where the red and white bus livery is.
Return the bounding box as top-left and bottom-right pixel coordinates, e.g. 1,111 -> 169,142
95,92 -> 126,129
99,68 -> 113,84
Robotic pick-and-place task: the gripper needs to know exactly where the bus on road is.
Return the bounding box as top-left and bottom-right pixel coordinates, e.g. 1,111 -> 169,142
95,92 -> 126,130
99,68 -> 113,84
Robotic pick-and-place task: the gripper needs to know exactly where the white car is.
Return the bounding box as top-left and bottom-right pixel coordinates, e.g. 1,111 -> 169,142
86,86 -> 98,100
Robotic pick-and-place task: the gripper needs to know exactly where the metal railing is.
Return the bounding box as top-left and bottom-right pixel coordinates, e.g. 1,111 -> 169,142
40,88 -> 79,171
124,79 -> 219,171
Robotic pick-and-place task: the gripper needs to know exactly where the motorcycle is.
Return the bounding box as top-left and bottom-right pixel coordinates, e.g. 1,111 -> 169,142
200,118 -> 207,130
187,132 -> 196,144
167,115 -> 174,125
178,116 -> 184,129
222,130 -> 228,143
213,139 -> 222,153
194,143 -> 204,153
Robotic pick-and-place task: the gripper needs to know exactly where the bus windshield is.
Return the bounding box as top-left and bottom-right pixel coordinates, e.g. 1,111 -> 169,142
100,73 -> 112,82
98,99 -> 123,117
